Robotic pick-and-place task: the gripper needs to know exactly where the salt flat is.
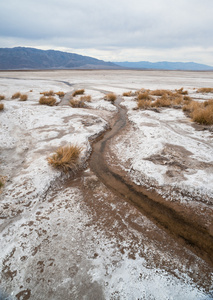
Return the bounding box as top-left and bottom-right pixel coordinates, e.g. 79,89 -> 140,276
0,70 -> 212,299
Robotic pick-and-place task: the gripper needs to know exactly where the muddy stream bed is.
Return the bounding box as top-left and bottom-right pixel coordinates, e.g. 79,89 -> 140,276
89,97 -> 213,267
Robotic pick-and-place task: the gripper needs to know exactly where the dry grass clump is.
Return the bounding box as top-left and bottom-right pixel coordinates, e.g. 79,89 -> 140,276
12,92 -> 21,99
150,89 -> 173,97
137,91 -> 152,101
0,95 -> 5,100
182,99 -> 213,125
176,87 -> 188,95
39,96 -> 56,106
104,93 -> 117,102
0,103 -> 4,111
137,100 -> 152,109
72,89 -> 85,97
47,144 -> 82,172
55,91 -> 65,98
19,94 -> 28,101
123,91 -> 135,97
79,95 -> 91,102
69,99 -> 86,108
196,88 -> 213,93
40,90 -> 55,96
151,95 -> 171,108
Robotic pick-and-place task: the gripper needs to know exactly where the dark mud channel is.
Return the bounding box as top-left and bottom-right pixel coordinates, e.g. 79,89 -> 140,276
90,97 -> 213,267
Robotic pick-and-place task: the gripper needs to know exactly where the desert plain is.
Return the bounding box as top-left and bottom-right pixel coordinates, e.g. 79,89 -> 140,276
0,70 -> 213,299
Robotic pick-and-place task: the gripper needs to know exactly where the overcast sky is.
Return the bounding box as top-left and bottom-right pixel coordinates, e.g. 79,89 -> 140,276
0,0 -> 213,65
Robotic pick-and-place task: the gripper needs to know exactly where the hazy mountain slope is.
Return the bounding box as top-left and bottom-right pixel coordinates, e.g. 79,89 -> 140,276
115,61 -> 213,71
0,47 -> 120,70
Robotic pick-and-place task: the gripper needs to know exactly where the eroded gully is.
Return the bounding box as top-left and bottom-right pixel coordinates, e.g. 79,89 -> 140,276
89,97 -> 213,267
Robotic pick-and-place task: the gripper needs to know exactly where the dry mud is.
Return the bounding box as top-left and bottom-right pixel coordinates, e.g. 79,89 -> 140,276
0,70 -> 213,299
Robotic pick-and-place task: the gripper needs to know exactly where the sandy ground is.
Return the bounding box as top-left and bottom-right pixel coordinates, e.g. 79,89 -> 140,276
0,70 -> 213,299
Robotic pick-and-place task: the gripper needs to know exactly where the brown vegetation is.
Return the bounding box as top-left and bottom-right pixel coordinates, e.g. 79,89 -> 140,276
69,99 -> 86,108
0,103 -> 4,111
123,91 -> 135,97
55,91 -> 65,98
0,95 -> 5,100
19,94 -> 28,101
12,92 -> 21,99
39,96 -> 56,106
196,88 -> 213,93
40,90 -> 55,96
79,95 -> 91,102
47,144 -> 82,172
72,89 -> 85,97
104,93 -> 117,102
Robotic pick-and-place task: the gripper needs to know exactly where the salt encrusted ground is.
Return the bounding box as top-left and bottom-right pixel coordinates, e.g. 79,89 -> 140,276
0,70 -> 212,299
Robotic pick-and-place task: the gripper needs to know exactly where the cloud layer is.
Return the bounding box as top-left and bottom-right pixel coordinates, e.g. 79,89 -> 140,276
0,0 -> 213,65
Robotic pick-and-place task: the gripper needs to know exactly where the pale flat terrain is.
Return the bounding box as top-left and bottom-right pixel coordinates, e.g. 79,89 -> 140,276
0,70 -> 213,299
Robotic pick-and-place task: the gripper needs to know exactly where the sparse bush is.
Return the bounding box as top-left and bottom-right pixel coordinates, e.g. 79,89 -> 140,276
79,95 -> 91,102
39,96 -> 56,106
196,88 -> 213,93
150,89 -> 172,97
104,93 -> 117,102
137,91 -> 152,101
19,94 -> 28,101
72,89 -> 85,97
69,99 -> 86,108
55,91 -> 65,98
123,91 -> 134,97
137,100 -> 152,109
40,90 -> 55,96
0,95 -> 5,100
176,88 -> 188,95
152,95 -> 171,107
0,103 -> 4,111
47,144 -> 82,172
12,92 -> 21,99
183,95 -> 192,102
192,106 -> 213,125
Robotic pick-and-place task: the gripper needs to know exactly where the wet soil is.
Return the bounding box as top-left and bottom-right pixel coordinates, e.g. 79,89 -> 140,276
89,97 -> 213,267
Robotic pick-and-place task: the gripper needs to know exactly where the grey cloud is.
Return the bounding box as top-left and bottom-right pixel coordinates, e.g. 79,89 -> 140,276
0,0 -> 213,63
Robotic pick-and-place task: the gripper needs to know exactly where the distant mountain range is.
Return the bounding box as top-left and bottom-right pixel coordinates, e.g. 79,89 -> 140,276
0,47 -> 213,71
114,61 -> 213,71
0,47 -> 119,70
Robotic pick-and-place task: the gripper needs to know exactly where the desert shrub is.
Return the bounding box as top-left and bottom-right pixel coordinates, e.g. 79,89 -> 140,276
182,100 -> 199,112
152,95 -> 171,107
0,95 -> 5,100
123,91 -> 134,97
47,144 -> 82,172
72,89 -> 85,97
150,89 -> 172,97
171,94 -> 183,106
40,90 -> 55,96
19,94 -> 28,101
176,88 -> 188,95
183,95 -> 192,102
69,99 -> 86,108
137,91 -> 152,101
12,92 -> 21,99
39,96 -> 56,106
55,91 -> 65,98
196,88 -> 213,93
104,93 -> 116,102
192,105 -> 213,125
79,95 -> 91,102
0,103 -> 4,111
137,100 -> 152,109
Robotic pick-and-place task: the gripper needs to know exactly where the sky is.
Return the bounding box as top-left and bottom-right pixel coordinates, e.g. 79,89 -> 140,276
0,0 -> 213,66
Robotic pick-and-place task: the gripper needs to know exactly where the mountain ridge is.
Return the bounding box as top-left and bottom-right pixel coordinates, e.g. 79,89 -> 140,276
0,47 -> 120,70
114,61 -> 213,71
